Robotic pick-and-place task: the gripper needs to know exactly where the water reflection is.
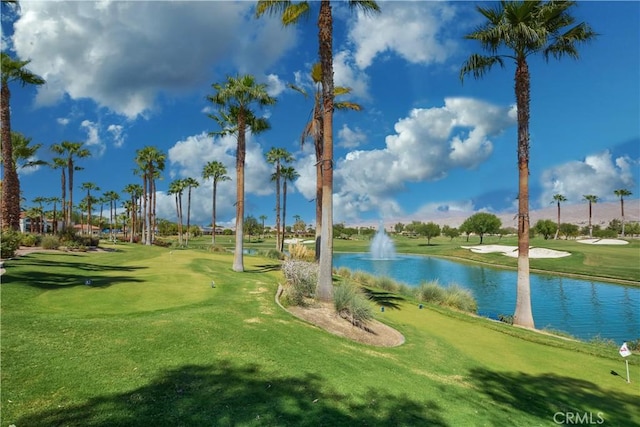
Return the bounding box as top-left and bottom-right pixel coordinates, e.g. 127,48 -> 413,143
334,253 -> 639,342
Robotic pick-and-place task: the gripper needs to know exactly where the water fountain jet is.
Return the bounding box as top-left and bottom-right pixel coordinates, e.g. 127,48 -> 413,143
370,223 -> 397,260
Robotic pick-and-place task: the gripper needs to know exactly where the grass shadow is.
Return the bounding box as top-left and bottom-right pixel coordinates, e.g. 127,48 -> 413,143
362,287 -> 405,310
13,362 -> 447,426
467,368 -> 638,425
246,263 -> 281,273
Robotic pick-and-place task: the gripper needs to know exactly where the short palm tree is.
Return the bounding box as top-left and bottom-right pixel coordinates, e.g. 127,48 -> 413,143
103,190 -> 120,240
207,74 -> 276,272
1,52 -> 45,230
51,141 -> 91,227
583,194 -> 599,238
460,0 -> 596,329
259,214 -> 268,239
613,189 -> 632,237
202,161 -> 230,245
551,194 -> 567,240
266,147 -> 294,252
31,196 -> 47,234
80,182 -> 100,235
168,179 -> 186,246
44,196 -> 61,234
280,165 -> 300,252
182,177 -> 199,246
123,183 -> 143,243
256,0 -> 380,300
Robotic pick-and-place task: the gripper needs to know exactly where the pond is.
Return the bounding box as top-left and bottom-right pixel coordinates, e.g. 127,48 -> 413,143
333,253 -> 639,343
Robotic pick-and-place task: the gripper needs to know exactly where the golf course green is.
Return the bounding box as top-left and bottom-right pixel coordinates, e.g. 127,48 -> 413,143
1,236 -> 638,426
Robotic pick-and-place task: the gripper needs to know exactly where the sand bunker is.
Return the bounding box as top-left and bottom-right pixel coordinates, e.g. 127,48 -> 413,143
577,239 -> 629,245
461,245 -> 571,259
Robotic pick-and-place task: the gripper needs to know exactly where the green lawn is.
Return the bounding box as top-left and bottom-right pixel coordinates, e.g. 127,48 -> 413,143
1,242 -> 638,426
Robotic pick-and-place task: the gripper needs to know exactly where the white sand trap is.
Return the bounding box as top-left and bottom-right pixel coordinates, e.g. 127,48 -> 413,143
577,238 -> 629,245
461,245 -> 571,259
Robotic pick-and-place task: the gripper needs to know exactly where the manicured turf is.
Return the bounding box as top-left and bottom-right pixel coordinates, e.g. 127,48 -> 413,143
1,241 -> 638,426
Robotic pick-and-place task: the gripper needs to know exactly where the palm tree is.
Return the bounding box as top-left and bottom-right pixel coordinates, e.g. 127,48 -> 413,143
613,189 -> 632,237
123,183 -> 143,243
289,62 -> 363,260
168,179 -> 186,246
80,182 -> 100,235
31,196 -> 47,234
103,191 -> 120,240
259,214 -> 268,239
460,0 -> 596,329
206,74 -> 276,272
49,157 -> 68,229
257,0 -> 380,300
44,196 -> 61,234
135,146 -> 166,245
51,141 -> 91,227
8,131 -> 46,171
266,147 -> 294,252
280,165 -> 300,252
182,177 -> 199,247
202,161 -> 230,245
1,52 -> 45,230
551,194 -> 567,240
583,194 -> 599,238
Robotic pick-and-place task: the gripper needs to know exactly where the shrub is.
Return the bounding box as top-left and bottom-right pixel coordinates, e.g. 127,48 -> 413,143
41,235 -> 60,250
58,226 -> 78,244
281,260 -> 318,306
20,233 -> 39,247
1,229 -> 22,259
209,244 -> 227,253
334,267 -> 352,279
152,238 -> 171,248
288,243 -> 315,261
65,240 -> 87,251
417,282 -> 445,304
333,281 -> 374,326
351,270 -> 374,286
372,276 -> 399,293
260,249 -> 284,260
80,236 -> 100,247
442,285 -> 478,312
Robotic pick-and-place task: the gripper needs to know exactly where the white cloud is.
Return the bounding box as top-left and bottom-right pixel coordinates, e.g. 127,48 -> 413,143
57,117 -> 70,126
159,131 -> 275,224
540,150 -> 637,206
337,124 -> 367,148
107,124 -> 125,148
349,2 -> 458,69
329,97 -> 515,221
80,120 -> 104,157
265,73 -> 286,97
12,2 -> 296,119
333,50 -> 370,100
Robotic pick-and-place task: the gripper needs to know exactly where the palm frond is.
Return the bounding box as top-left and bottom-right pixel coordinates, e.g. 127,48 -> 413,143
460,54 -> 503,82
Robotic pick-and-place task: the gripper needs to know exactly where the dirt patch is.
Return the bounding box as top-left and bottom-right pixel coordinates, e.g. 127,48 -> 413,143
283,296 -> 404,347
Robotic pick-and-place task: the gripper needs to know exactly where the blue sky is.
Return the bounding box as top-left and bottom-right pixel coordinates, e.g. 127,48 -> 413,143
3,1 -> 639,229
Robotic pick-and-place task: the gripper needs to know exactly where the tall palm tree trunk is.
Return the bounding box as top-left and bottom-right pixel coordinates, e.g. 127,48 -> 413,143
275,170 -> 281,251
317,0 -> 334,301
315,137 -> 323,261
1,82 -> 21,230
233,116 -> 246,272
554,201 -> 561,240
212,183 -> 217,245
513,58 -> 534,329
620,198 -> 626,237
281,181 -> 288,253
186,188 -> 192,246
